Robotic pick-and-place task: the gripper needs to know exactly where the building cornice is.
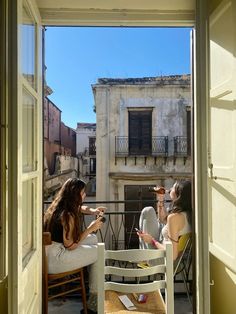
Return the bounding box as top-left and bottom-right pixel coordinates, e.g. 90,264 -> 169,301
109,172 -> 192,180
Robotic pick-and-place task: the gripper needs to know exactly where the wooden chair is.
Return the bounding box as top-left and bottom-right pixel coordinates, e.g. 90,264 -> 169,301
174,232 -> 192,304
97,242 -> 174,314
43,232 -> 87,314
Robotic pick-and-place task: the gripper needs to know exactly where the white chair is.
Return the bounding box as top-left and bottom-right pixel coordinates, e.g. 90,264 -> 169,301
97,242 -> 174,314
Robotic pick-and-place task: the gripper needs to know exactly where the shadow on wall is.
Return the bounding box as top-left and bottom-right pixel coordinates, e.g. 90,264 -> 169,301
210,254 -> 236,314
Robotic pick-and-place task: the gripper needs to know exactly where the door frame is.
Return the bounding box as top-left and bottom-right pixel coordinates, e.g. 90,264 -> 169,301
194,1 -> 210,313
7,0 -> 43,312
5,0 -> 210,313
41,2 -> 210,313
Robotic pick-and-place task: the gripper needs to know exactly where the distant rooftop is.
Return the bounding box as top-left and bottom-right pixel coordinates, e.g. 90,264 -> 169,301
96,74 -> 190,86
76,122 -> 96,129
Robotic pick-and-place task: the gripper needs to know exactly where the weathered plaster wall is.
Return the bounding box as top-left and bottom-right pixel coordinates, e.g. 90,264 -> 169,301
76,124 -> 96,154
94,76 -> 191,201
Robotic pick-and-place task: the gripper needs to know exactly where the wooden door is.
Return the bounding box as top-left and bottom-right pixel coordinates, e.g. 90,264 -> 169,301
8,0 -> 43,312
208,1 -> 236,312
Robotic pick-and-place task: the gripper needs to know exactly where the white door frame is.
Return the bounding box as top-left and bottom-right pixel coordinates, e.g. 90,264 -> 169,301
194,1 -> 210,313
40,2 -> 210,313
6,0 -> 210,313
7,0 -> 43,313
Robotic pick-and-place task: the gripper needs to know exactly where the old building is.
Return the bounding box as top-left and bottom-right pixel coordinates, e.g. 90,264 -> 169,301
44,96 -> 78,199
76,123 -> 96,196
44,97 -> 62,175
93,74 -> 192,205
61,122 -> 76,157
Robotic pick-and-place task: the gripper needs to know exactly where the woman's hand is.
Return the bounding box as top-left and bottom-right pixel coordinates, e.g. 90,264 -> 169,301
137,232 -> 153,244
93,206 -> 106,216
87,216 -> 104,233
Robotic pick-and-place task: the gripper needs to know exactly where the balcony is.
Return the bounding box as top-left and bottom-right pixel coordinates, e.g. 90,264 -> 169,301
115,136 -> 168,165
46,199 -> 193,314
173,136 -> 190,164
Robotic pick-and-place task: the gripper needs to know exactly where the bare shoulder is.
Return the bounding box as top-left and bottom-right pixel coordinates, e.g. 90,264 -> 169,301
167,212 -> 184,223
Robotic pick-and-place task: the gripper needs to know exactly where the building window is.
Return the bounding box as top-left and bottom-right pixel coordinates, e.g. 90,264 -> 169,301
89,137 -> 96,155
90,158 -> 96,174
128,110 -> 152,155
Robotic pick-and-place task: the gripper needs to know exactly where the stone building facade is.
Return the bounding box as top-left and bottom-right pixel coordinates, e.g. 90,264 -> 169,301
76,123 -> 96,196
44,96 -> 78,199
93,74 -> 192,218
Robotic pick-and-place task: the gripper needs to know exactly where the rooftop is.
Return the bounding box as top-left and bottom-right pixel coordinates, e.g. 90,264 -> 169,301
95,74 -> 191,86
76,123 -> 96,129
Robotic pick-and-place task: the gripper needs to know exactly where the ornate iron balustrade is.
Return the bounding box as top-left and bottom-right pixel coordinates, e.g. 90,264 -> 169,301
173,136 -> 190,157
115,136 -> 168,157
82,199 -> 172,250
44,199 -> 191,293
44,199 -> 168,250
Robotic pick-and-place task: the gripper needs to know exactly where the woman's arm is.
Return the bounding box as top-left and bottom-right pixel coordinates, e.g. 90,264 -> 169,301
137,232 -> 165,250
167,213 -> 185,260
63,215 -> 104,250
138,213 -> 185,260
157,201 -> 168,224
80,205 -> 106,216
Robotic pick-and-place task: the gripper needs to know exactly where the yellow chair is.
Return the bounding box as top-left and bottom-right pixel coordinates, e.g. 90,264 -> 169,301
97,242 -> 174,314
177,232 -> 191,253
43,232 -> 87,314
174,232 -> 192,304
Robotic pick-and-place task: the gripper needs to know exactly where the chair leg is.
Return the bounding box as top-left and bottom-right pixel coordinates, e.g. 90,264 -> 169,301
80,269 -> 88,314
43,277 -> 48,314
43,256 -> 49,314
181,270 -> 192,305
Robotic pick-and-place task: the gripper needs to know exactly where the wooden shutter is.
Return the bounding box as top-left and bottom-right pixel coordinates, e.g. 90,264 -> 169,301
129,110 -> 152,155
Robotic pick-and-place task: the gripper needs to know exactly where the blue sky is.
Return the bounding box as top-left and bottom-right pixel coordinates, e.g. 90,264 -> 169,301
45,27 -> 192,129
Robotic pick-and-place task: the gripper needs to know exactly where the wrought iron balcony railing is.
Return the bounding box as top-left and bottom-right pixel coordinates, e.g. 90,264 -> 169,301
44,199 -> 168,250
173,136 -> 191,157
44,198 -> 192,290
115,136 -> 168,157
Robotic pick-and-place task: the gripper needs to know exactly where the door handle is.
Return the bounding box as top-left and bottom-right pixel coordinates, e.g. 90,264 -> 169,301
209,163 -> 217,180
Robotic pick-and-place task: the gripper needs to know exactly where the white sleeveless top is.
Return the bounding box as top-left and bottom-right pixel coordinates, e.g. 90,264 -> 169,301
161,211 -> 191,243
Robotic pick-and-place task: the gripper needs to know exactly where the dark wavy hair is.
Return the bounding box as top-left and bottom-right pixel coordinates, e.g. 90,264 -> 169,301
44,178 -> 86,242
170,180 -> 192,224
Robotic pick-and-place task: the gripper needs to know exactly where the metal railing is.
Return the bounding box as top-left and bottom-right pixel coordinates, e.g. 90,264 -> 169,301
83,199 -> 172,250
44,199 -> 192,293
44,199 -> 170,250
115,136 -> 168,157
173,136 -> 190,157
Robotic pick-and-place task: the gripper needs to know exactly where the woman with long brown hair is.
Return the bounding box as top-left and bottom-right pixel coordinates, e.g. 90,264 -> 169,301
138,179 -> 192,260
44,178 -> 105,313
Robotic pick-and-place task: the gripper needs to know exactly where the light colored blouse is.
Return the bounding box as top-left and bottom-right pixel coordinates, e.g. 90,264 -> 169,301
162,211 -> 191,243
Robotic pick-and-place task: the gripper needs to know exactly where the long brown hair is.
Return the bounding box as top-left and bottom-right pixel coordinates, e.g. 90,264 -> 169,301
44,178 -> 86,242
171,180 -> 192,224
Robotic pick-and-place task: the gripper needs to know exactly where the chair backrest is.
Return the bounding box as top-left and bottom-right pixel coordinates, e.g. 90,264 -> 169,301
174,232 -> 192,277
178,232 -> 191,253
97,242 -> 174,314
